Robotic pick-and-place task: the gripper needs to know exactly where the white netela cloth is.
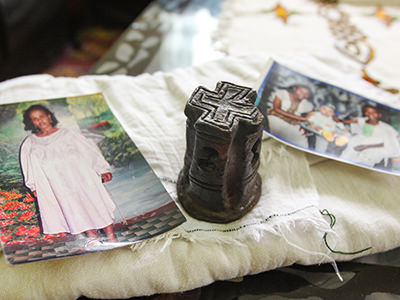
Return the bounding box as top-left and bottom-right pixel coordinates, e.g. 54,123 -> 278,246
0,54 -> 399,300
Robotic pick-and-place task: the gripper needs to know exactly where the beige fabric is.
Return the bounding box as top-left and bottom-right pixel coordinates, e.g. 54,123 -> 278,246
0,53 -> 399,300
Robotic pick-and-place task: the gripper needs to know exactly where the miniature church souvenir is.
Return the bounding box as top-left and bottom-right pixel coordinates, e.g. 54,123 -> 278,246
177,82 -> 265,223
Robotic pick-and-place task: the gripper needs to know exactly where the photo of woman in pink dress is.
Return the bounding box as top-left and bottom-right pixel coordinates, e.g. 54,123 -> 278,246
20,104 -> 118,243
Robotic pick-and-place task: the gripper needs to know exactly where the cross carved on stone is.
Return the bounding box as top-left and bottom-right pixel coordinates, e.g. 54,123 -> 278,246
188,81 -> 261,131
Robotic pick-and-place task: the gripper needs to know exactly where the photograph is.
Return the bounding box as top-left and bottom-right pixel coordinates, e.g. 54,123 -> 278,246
256,60 -> 400,175
0,93 -> 185,264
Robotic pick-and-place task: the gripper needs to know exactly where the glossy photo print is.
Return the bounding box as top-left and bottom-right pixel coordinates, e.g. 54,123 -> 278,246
0,93 -> 185,264
256,60 -> 400,176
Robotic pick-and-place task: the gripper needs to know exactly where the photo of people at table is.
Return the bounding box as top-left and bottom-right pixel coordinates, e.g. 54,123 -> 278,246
256,61 -> 400,175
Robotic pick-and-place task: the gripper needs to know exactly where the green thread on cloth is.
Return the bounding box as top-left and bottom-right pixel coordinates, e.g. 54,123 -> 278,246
321,209 -> 372,255
184,205 -> 316,233
162,176 -> 370,255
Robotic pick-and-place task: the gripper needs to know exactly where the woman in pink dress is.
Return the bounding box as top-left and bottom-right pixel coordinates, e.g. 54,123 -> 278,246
20,104 -> 117,242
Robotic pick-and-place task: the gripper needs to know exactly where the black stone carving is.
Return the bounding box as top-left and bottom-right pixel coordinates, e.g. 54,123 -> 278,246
177,81 -> 266,223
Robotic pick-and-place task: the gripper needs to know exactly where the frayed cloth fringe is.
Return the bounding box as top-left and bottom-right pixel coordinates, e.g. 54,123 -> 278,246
129,205 -> 334,263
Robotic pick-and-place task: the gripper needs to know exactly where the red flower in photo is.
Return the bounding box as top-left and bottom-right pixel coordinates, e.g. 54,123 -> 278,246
1,234 -> 12,243
2,201 -> 22,211
23,193 -> 35,203
17,210 -> 35,221
10,190 -> 23,199
1,190 -> 23,200
9,212 -> 18,218
19,204 -> 32,210
1,202 -> 12,210
27,226 -> 41,237
0,220 -> 14,226
17,216 -> 31,221
15,226 -> 29,236
0,212 -> 18,219
23,211 -> 34,217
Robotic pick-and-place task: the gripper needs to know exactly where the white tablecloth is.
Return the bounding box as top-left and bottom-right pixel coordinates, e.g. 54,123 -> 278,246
0,52 -> 399,299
